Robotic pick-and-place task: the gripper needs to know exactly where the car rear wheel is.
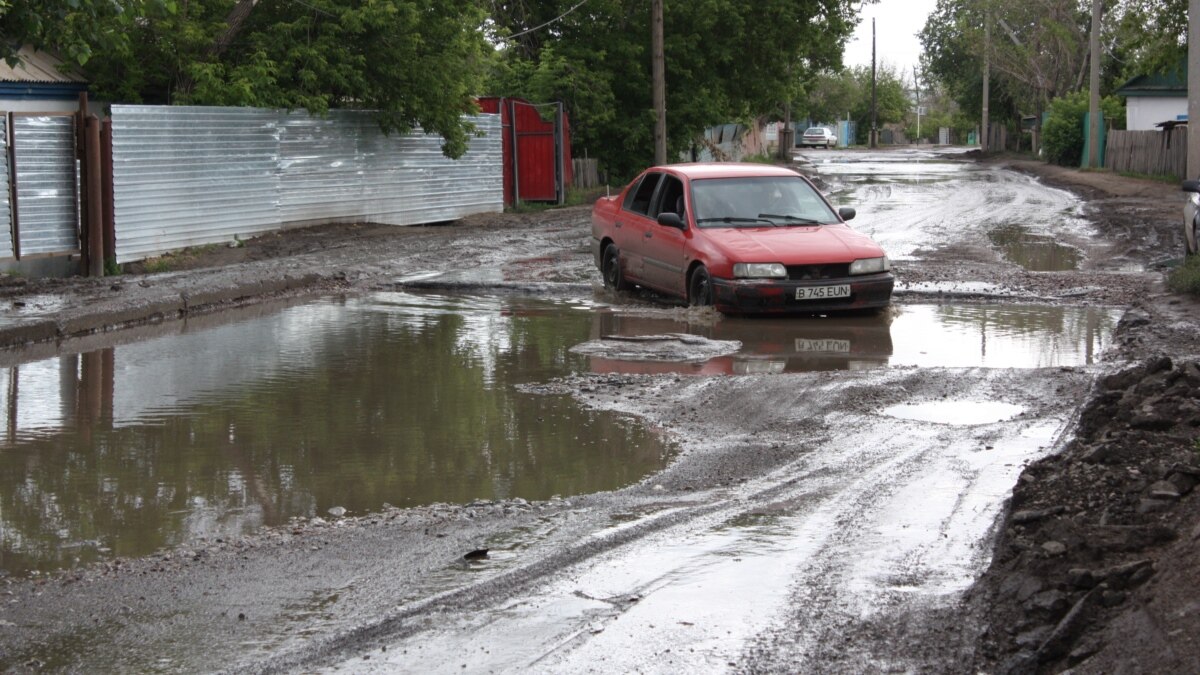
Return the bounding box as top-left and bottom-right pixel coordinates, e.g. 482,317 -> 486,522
1187,214 -> 1199,256
602,245 -> 632,291
688,266 -> 713,306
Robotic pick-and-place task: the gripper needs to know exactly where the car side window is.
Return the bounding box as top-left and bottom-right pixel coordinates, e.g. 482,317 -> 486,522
651,176 -> 685,219
623,172 -> 662,216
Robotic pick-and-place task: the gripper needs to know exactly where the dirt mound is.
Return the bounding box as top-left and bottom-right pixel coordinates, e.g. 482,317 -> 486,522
970,353 -> 1200,673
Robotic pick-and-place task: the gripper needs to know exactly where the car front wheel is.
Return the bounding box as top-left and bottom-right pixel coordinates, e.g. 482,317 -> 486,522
688,266 -> 713,306
602,245 -> 632,291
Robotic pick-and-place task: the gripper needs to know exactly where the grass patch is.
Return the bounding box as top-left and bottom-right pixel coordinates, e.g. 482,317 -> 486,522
1168,253 -> 1200,295
506,186 -> 600,213
1117,170 -> 1180,185
741,153 -> 782,164
141,255 -> 174,273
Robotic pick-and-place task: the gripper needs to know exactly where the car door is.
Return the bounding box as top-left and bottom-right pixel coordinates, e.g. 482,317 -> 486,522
640,175 -> 690,297
617,171 -> 663,285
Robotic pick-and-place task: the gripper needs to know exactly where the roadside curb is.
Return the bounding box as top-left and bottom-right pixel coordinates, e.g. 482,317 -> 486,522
0,272 -> 329,351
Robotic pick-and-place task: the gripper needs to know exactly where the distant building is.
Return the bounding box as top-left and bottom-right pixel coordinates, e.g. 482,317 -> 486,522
1116,68 -> 1186,131
0,46 -> 88,113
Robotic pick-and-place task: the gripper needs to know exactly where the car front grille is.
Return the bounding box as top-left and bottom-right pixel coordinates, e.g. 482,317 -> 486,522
787,263 -> 850,280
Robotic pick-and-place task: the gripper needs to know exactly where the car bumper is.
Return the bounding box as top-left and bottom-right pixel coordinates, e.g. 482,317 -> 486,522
711,273 -> 894,314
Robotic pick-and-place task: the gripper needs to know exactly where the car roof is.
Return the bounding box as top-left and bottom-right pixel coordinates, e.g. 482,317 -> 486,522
648,163 -> 806,180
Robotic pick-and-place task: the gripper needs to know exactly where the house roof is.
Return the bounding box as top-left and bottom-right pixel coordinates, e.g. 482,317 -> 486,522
1116,68 -> 1186,98
0,46 -> 87,84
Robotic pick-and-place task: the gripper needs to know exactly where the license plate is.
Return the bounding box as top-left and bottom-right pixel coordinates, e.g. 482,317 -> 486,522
795,338 -> 851,353
795,285 -> 850,300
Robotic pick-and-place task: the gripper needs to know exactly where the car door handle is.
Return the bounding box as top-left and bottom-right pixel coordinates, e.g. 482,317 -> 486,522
614,221 -> 623,229
644,231 -> 653,238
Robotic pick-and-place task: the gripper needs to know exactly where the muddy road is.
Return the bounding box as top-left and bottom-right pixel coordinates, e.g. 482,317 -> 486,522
0,148 -> 1195,673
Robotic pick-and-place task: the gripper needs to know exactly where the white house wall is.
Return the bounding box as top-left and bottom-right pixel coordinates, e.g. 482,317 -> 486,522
1126,97 -> 1187,130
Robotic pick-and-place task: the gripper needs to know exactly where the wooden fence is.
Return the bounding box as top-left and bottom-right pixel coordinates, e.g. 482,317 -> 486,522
572,158 -> 601,188
1105,127 -> 1186,179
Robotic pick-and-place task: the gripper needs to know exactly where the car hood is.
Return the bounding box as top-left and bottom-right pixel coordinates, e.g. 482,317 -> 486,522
704,224 -> 884,264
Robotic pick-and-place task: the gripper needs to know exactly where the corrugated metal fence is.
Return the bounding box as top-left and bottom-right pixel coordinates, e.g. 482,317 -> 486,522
109,105 -> 502,263
13,116 -> 80,258
0,116 -> 10,260
1104,127 -> 1187,179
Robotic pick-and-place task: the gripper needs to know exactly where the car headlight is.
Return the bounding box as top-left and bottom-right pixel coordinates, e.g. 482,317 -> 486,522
733,263 -> 787,279
849,256 -> 890,275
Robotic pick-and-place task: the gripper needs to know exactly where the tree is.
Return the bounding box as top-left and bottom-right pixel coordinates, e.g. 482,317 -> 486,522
920,0 -> 1090,121
0,0 -> 152,67
1109,0 -> 1187,80
1041,89 -> 1124,166
26,0 -> 493,158
487,0 -> 865,180
798,65 -> 908,144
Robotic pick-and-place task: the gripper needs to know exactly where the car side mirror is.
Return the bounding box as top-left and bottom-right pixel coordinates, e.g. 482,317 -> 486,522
1183,180 -> 1200,193
838,206 -> 856,221
658,212 -> 686,229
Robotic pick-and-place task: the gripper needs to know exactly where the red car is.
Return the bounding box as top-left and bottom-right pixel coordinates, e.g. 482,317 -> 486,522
591,163 -> 894,314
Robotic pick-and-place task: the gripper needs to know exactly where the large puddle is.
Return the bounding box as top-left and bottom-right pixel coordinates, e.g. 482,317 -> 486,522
807,149 -> 1103,270
0,292 -> 1120,575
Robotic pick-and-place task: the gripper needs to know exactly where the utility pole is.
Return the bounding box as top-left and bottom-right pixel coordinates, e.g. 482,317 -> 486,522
982,9 -> 990,152
1190,0 -> 1200,178
914,65 -> 921,140
1087,0 -> 1102,168
870,18 -> 877,148
651,0 -> 666,165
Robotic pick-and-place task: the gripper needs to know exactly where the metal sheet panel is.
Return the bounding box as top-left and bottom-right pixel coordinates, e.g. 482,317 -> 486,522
110,105 -> 281,264
111,106 -> 502,263
13,115 -> 78,257
278,111 -> 502,226
0,116 -> 12,260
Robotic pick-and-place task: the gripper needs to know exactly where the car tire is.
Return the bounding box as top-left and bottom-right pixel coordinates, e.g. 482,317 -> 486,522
688,266 -> 714,306
602,245 -> 632,291
1187,214 -> 1199,256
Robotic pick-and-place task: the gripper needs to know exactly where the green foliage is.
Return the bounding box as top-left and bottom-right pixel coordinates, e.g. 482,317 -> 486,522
75,0 -> 491,158
1110,0 -> 1187,82
800,65 -> 908,145
487,0 -> 863,181
0,0 -> 158,67
1041,91 -> 1124,167
920,0 -> 1090,122
1169,254 -> 1200,296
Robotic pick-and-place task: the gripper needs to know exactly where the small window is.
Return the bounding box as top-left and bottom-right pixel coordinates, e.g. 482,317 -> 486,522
623,172 -> 662,215
652,176 -> 685,219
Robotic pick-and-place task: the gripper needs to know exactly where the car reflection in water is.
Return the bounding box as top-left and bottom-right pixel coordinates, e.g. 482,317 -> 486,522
586,311 -> 894,375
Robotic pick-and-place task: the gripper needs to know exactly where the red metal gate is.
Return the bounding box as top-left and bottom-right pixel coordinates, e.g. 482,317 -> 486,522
477,97 -> 573,206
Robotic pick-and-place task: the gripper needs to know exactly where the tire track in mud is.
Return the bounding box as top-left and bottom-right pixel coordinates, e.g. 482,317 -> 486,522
272,367 -> 1093,673
826,165 -> 1092,264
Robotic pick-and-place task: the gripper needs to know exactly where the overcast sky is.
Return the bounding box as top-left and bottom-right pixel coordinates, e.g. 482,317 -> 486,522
842,0 -> 939,78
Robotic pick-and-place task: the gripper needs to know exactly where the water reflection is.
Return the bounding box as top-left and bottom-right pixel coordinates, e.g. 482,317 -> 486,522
0,293 -> 1122,575
586,303 -> 1120,374
0,293 -> 671,576
987,224 -> 1082,271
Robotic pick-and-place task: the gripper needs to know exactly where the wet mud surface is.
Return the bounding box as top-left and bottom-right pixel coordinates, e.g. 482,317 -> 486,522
0,148 -> 1197,673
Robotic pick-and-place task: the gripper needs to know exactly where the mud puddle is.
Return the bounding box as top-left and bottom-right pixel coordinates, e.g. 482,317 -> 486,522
987,223 -> 1082,271
587,302 -> 1120,373
0,292 -> 672,576
0,291 -> 1119,576
806,150 -> 1098,266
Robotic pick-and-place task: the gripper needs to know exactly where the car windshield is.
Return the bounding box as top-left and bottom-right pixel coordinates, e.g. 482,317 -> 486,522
690,176 -> 839,228
804,128 -> 825,135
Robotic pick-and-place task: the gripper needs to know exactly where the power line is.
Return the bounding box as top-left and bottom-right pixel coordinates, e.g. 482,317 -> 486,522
498,0 -> 591,42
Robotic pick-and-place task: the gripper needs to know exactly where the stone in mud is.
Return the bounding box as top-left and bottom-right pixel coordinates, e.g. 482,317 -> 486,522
1147,480 -> 1181,500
